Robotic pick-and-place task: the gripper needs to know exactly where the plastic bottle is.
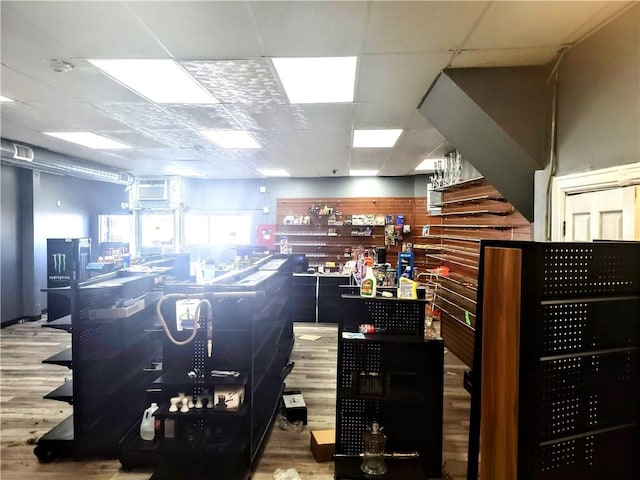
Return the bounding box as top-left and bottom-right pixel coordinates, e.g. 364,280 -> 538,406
140,402 -> 159,441
360,266 -> 377,298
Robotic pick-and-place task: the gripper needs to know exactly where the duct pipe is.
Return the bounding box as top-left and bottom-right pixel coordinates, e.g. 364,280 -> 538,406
0,138 -> 135,185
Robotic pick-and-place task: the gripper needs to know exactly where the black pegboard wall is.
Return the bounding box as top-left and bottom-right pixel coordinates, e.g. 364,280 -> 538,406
336,397 -> 381,455
541,299 -> 640,356
542,244 -> 640,298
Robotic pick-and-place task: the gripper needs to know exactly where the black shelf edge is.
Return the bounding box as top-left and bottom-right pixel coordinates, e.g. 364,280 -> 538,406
341,332 -> 437,344
152,372 -> 248,388
37,414 -> 74,443
44,381 -> 73,403
334,457 -> 431,480
42,347 -> 73,368
42,315 -> 72,332
154,402 -> 248,419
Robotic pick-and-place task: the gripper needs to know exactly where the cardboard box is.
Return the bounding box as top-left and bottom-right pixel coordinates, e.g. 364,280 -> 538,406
310,429 -> 335,462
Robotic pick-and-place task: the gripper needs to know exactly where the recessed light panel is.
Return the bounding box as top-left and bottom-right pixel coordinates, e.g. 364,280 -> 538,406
0,95 -> 15,102
44,132 -> 130,149
88,59 -> 217,104
353,129 -> 403,148
201,130 -> 261,149
415,158 -> 444,171
272,56 -> 357,104
350,169 -> 379,177
257,169 -> 291,177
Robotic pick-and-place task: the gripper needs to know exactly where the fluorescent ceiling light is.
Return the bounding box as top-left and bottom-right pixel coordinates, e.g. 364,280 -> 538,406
272,56 -> 357,104
0,95 -> 15,102
88,59 -> 217,104
415,158 -> 444,171
257,169 -> 290,177
166,168 -> 206,178
44,132 -> 130,149
350,169 -> 379,177
201,130 -> 261,149
353,129 -> 403,148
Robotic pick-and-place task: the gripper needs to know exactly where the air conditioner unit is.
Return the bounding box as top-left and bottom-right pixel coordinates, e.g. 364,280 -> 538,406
137,179 -> 168,201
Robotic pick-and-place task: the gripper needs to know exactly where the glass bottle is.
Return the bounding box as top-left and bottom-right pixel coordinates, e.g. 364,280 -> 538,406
361,421 -> 387,475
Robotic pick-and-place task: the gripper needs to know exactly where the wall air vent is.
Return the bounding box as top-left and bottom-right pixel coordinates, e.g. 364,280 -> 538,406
13,143 -> 34,162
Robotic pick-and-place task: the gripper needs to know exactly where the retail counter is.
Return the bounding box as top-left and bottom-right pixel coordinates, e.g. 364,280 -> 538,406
291,273 -> 352,323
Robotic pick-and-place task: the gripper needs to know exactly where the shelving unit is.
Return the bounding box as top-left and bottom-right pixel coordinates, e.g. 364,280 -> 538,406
467,240 -> 640,480
120,255 -> 293,480
34,259 -> 178,462
335,290 -> 444,479
276,197 -> 417,272
424,178 -> 531,369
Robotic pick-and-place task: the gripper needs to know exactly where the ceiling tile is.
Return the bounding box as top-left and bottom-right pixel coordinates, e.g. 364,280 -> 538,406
349,149 -> 390,171
225,104 -> 307,131
181,59 -> 286,105
128,2 -> 263,58
3,1 -> 168,58
163,104 -> 239,130
356,52 -> 451,109
251,1 -> 369,56
464,1 -> 615,50
364,1 -> 490,54
451,47 -> 561,68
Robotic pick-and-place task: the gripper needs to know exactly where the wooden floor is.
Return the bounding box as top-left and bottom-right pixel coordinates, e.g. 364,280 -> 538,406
0,320 -> 470,479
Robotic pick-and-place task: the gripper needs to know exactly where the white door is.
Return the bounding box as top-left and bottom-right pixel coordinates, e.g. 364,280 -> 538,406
564,186 -> 638,241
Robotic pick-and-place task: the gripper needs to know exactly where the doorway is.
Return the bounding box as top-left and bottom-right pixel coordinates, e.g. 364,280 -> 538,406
551,163 -> 640,241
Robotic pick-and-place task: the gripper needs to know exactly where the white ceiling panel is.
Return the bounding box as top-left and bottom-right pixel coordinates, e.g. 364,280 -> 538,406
356,52 -> 451,107
251,1 -> 369,57
162,105 -> 240,131
295,104 -> 356,131
465,1 -> 615,50
182,59 -> 286,105
354,102 -> 419,129
3,1 -> 167,59
364,1 -> 490,54
127,1 -> 263,59
225,104 -> 307,131
451,47 -> 562,68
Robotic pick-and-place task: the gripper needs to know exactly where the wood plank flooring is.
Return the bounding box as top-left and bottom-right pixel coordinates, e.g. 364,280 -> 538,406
0,321 -> 470,479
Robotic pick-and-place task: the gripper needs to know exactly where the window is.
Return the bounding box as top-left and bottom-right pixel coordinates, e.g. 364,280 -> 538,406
98,214 -> 130,243
184,214 -> 251,245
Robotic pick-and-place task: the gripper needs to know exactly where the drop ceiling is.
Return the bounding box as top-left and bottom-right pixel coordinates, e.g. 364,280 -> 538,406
0,1 -> 633,179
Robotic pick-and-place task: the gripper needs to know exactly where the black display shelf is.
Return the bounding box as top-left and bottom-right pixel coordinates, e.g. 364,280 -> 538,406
334,457 -> 428,480
152,372 -> 248,388
124,255 -> 294,480
336,294 -> 443,478
42,347 -> 72,368
44,381 -> 73,404
42,315 -> 72,332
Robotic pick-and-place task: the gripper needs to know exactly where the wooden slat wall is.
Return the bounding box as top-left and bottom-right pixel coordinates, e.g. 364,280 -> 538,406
428,178 -> 532,368
276,197 -> 417,270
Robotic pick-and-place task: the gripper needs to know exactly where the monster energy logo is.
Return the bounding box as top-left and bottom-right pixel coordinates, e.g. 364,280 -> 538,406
52,253 -> 67,274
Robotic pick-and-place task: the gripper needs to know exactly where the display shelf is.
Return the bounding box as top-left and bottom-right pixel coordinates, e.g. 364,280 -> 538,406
42,347 -> 73,368
44,381 -> 73,403
336,294 -> 444,478
131,255 -> 294,480
432,175 -> 485,192
42,315 -> 72,332
335,457 -> 429,480
467,240 -> 640,480
35,260 -> 182,463
152,372 -> 248,388
428,178 -> 532,369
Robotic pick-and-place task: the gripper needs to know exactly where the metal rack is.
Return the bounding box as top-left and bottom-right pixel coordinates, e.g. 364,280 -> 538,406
467,240 -> 640,480
335,290 -> 444,479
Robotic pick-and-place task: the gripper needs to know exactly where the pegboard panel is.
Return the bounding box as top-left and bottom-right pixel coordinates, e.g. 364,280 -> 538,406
538,350 -> 638,441
335,397 -> 381,455
541,299 -> 640,356
542,244 -> 640,298
539,425 -> 636,479
339,342 -> 381,389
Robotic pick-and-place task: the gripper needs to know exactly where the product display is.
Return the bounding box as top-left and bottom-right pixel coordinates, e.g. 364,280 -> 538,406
361,422 -> 387,475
